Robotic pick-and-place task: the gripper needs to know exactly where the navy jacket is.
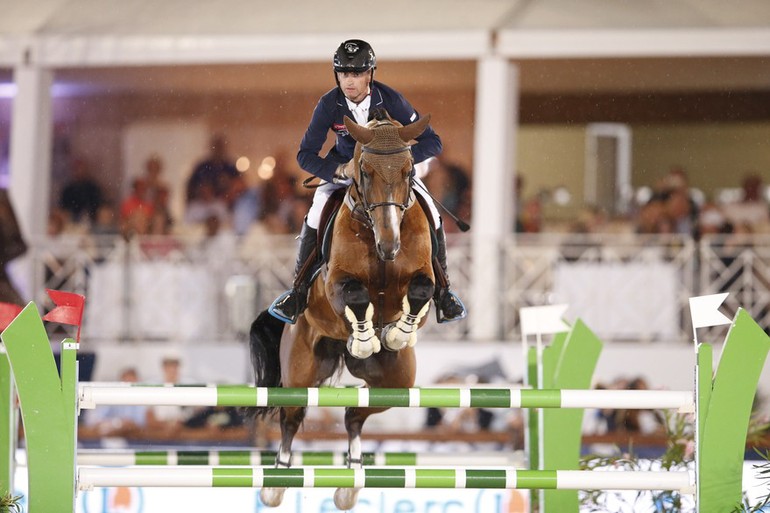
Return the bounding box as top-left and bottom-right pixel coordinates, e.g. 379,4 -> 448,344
297,80 -> 442,183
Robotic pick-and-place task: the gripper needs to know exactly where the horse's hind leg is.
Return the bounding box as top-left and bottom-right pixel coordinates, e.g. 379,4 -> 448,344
334,349 -> 416,510
382,273 -> 434,351
259,405 -> 306,507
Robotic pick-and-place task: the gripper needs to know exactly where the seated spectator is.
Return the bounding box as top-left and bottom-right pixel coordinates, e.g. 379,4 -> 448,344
185,182 -> 230,226
697,201 -> 731,238
611,377 -> 665,435
59,158 -> 104,224
231,170 -> 264,236
722,173 -> 769,229
80,367 -> 150,438
186,134 -> 239,208
120,178 -> 154,236
146,353 -> 194,435
635,195 -> 671,235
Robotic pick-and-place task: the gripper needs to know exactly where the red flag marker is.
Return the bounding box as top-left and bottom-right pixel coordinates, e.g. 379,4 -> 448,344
0,302 -> 24,332
42,289 -> 86,342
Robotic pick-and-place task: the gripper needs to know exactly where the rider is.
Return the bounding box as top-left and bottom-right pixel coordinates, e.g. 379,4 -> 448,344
268,39 -> 466,325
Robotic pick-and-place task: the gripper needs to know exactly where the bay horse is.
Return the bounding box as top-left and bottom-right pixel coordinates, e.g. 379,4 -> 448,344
250,111 -> 436,510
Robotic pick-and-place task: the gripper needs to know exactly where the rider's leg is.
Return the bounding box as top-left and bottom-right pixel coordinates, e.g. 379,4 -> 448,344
268,183 -> 336,324
433,222 -> 467,323
412,177 -> 467,323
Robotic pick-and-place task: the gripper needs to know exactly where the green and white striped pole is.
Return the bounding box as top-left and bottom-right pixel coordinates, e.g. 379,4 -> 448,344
79,384 -> 694,411
77,466 -> 693,492
77,450 -> 524,468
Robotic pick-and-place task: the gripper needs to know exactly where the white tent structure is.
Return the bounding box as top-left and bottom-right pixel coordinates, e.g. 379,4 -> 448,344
1,0 -> 769,339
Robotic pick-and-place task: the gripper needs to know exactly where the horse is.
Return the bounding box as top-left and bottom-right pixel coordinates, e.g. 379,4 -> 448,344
250,111 -> 436,510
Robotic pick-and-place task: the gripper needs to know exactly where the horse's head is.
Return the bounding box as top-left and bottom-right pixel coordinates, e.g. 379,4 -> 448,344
344,111 -> 431,261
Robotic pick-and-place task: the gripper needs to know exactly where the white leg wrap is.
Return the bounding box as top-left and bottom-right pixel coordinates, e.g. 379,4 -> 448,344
344,303 -> 381,359
383,295 -> 429,351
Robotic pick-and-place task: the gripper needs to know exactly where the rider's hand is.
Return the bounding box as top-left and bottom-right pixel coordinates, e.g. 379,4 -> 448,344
332,163 -> 353,186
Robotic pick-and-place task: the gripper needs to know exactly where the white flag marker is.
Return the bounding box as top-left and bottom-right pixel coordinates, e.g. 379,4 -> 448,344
520,304 -> 570,336
689,293 -> 731,329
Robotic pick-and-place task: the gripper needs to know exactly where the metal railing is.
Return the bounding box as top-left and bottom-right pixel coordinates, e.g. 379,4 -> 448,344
22,231 -> 767,344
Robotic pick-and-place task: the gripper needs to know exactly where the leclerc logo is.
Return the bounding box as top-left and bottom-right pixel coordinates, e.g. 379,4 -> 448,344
81,487 -> 144,513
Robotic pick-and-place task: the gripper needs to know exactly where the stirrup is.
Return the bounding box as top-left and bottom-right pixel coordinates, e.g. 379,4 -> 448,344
268,290 -> 302,324
435,290 -> 467,324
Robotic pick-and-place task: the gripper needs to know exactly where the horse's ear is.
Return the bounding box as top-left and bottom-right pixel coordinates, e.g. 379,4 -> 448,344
398,114 -> 431,143
344,116 -> 375,145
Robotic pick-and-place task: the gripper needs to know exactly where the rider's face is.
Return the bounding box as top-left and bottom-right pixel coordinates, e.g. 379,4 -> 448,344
337,71 -> 371,103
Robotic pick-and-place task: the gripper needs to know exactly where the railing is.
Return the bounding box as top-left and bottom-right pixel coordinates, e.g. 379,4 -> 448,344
21,231 -> 768,344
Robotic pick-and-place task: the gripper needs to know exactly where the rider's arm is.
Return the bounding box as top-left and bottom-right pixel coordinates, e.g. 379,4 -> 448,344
297,96 -> 347,183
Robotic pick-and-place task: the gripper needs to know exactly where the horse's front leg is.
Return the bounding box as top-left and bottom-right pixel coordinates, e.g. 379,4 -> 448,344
382,273 -> 434,351
334,279 -> 381,359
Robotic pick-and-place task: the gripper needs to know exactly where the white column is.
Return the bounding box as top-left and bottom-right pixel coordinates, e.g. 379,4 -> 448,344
10,61 -> 53,239
470,56 -> 518,341
9,55 -> 54,299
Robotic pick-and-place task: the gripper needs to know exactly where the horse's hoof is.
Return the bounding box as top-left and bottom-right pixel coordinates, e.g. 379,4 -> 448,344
334,487 -> 361,511
259,487 -> 286,507
381,324 -> 408,352
347,337 -> 374,359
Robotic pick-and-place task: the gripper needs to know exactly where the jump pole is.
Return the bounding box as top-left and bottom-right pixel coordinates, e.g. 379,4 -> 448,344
3,300 -> 769,513
77,450 -> 525,468
77,466 -> 693,493
77,384 -> 694,411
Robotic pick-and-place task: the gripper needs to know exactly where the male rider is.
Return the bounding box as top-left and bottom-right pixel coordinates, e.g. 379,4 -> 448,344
268,39 -> 466,325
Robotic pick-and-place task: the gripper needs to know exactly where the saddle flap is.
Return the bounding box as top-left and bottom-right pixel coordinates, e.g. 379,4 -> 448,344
318,188 -> 347,263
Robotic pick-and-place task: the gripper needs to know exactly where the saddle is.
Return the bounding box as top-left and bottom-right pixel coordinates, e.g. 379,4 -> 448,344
318,187 -> 437,264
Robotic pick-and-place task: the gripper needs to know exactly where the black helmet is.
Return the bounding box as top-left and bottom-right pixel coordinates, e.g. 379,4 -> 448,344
333,39 -> 376,73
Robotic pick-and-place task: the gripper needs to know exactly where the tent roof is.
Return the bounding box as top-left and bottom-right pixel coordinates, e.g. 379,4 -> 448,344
1,0 -> 769,67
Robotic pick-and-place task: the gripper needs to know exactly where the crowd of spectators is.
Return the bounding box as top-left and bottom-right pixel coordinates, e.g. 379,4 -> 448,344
78,352 -> 250,444
47,136 -> 316,259
514,165 -> 770,239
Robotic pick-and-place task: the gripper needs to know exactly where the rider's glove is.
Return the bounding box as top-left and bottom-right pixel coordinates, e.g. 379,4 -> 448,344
332,164 -> 353,186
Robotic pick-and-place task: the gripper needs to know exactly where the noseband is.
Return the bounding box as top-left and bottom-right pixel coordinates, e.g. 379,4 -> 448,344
351,144 -> 415,228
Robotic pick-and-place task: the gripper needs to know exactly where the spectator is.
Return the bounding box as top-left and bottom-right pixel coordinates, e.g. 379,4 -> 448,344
142,155 -> 170,208
81,367 -> 150,438
635,195 -> 670,235
142,154 -> 173,229
119,178 -> 154,237
231,169 -> 264,236
184,182 -> 230,227
59,158 -> 104,224
147,353 -> 194,435
611,377 -> 665,435
186,134 -> 239,208
722,173 -> 769,229
91,203 -> 120,237
663,188 -> 697,236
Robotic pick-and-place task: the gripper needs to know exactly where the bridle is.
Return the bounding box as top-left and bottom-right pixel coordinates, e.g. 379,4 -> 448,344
351,143 -> 415,228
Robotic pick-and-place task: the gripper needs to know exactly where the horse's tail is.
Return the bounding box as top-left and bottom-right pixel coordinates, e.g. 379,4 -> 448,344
248,309 -> 284,418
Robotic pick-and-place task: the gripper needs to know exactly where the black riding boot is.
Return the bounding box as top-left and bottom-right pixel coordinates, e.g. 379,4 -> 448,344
433,224 -> 467,323
268,222 -> 320,324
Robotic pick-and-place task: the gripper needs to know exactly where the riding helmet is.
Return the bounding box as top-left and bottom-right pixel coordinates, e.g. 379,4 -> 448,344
333,39 -> 376,73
